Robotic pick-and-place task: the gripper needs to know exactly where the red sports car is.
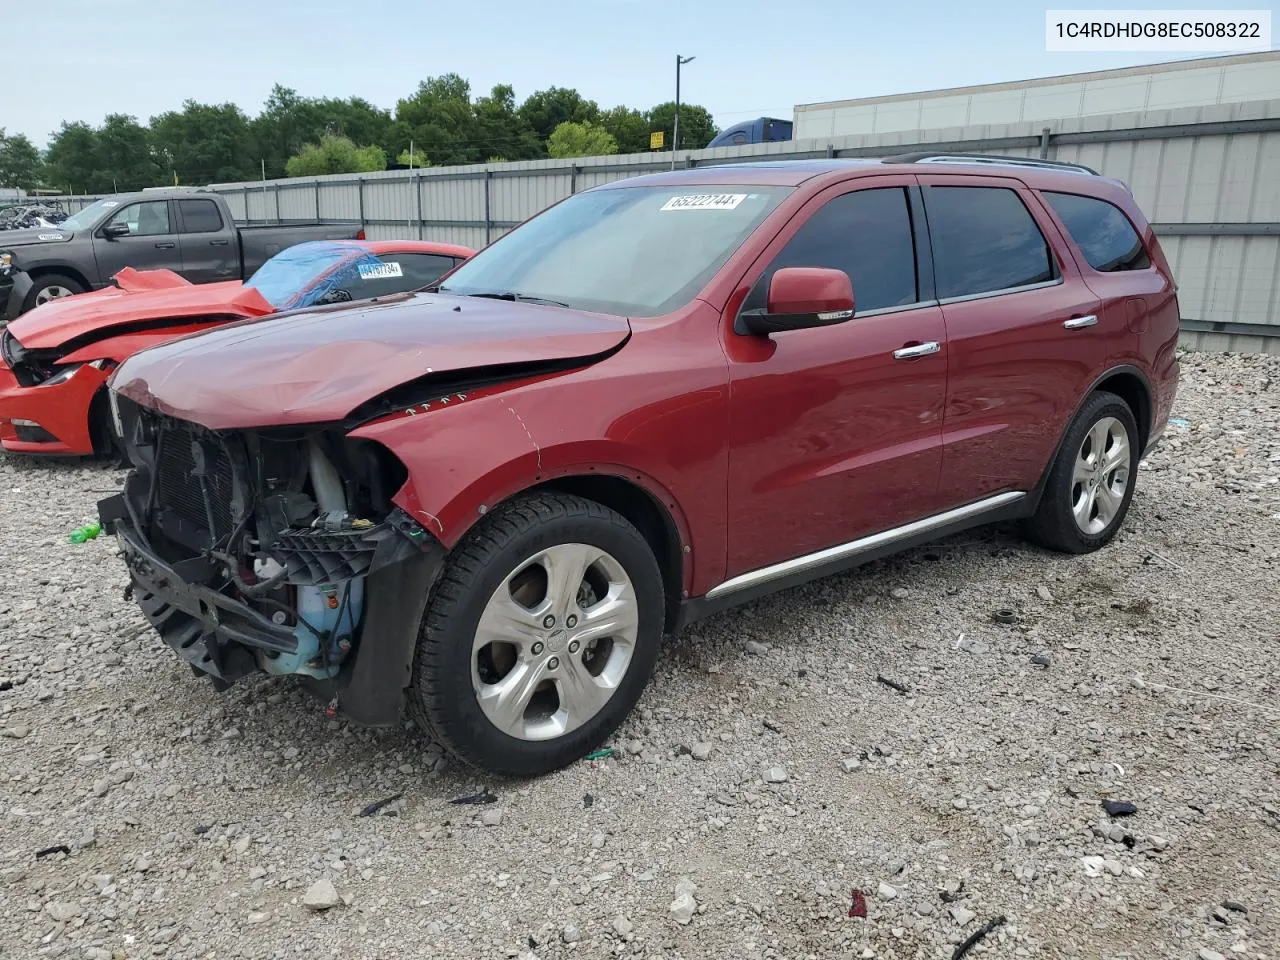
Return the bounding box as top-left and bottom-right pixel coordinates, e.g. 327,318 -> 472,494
0,239 -> 473,456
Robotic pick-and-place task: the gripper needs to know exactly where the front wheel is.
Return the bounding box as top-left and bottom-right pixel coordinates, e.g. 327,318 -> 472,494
1025,390 -> 1140,554
22,273 -> 84,313
408,493 -> 665,777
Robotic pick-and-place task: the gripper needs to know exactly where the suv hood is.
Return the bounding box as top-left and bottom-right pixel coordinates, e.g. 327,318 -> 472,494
110,292 -> 631,429
0,227 -> 76,248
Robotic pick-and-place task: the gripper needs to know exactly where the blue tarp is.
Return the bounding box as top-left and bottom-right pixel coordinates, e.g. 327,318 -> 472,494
244,240 -> 386,311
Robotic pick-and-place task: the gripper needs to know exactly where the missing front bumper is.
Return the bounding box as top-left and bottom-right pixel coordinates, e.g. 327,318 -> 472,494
99,493 -> 447,726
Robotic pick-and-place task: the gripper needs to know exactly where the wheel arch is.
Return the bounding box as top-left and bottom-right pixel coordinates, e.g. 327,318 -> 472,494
25,263 -> 92,293
1028,363 -> 1153,511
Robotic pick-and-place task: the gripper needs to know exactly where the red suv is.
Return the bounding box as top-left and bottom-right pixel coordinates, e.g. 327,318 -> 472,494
99,154 -> 1181,777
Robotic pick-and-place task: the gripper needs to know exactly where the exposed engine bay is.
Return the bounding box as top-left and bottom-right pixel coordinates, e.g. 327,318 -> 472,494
99,393 -> 444,725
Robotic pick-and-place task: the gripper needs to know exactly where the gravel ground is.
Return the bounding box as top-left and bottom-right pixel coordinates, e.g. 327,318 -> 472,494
1,350 -> 1277,960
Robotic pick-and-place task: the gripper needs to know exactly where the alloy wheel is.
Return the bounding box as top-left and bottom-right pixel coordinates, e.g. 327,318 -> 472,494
1071,415 -> 1131,535
471,542 -> 638,741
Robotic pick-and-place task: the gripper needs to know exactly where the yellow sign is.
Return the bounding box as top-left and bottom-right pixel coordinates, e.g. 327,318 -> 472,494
649,131 -> 665,150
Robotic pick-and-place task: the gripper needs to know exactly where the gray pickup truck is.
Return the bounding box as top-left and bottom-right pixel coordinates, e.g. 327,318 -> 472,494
0,187 -> 364,322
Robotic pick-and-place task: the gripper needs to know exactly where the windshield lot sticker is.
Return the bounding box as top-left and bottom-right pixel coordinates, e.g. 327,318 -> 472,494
660,193 -> 747,211
38,233 -> 65,240
358,262 -> 404,280
101,201 -> 119,208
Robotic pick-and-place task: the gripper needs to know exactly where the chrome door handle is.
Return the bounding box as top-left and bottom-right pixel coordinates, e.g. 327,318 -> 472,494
893,341 -> 941,360
1063,315 -> 1098,329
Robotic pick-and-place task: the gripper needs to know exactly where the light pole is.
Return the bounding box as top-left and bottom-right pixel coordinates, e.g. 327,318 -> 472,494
672,54 -> 695,170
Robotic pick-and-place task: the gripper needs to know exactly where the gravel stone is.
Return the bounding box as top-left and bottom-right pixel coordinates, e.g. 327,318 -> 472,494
691,741 -> 713,761
480,808 -> 504,827
744,640 -> 769,656
668,893 -> 696,925
0,353 -> 1276,958
303,878 -> 341,911
762,765 -> 788,783
611,914 -> 633,937
877,882 -> 897,901
840,757 -> 862,772
1198,950 -> 1226,960
560,923 -> 581,943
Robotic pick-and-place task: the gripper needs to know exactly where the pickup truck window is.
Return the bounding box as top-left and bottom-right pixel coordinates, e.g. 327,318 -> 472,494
108,201 -> 172,238
926,187 -> 1056,300
438,185 -> 792,318
58,198 -> 117,232
744,187 -> 918,315
177,199 -> 224,234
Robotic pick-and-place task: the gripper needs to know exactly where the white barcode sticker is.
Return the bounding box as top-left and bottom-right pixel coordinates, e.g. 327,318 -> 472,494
358,261 -> 404,279
659,193 -> 747,212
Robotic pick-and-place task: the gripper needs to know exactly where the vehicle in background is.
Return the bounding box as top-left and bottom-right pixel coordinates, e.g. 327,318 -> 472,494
0,188 -> 365,323
99,154 -> 1180,778
0,201 -> 69,231
0,239 -> 472,457
708,117 -> 793,148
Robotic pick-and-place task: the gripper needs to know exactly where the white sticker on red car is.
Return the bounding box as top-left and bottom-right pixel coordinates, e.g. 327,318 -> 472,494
659,193 -> 747,212
357,262 -> 404,280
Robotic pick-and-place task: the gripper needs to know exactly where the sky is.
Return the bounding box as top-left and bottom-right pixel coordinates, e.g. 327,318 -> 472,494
5,0 -> 1278,147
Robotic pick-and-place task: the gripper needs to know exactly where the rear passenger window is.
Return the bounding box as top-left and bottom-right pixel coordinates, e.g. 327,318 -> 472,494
926,187 -> 1056,300
1042,191 -> 1150,272
178,199 -> 223,234
749,187 -> 918,315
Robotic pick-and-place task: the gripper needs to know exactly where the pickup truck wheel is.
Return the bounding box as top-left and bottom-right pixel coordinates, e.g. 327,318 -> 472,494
1026,390 -> 1139,554
409,492 -> 664,777
23,273 -> 84,312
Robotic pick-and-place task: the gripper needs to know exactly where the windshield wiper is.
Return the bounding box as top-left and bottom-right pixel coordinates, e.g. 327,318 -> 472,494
462,290 -> 572,308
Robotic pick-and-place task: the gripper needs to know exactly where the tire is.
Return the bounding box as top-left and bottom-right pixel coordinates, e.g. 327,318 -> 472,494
22,273 -> 84,313
88,389 -> 128,466
1026,390 -> 1140,554
408,492 -> 665,777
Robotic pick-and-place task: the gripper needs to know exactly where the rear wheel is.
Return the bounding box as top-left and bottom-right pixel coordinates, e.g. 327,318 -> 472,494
408,492 -> 665,777
22,273 -> 84,313
1026,390 -> 1139,553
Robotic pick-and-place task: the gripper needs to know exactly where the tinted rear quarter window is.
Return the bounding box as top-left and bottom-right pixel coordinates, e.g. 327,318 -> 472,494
749,187 -> 918,314
926,186 -> 1056,299
178,199 -> 224,234
1042,191 -> 1150,272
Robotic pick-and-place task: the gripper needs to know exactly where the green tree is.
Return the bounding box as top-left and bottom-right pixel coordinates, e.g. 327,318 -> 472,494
150,101 -> 257,184
0,129 -> 42,189
647,101 -> 718,151
547,121 -> 618,159
285,134 -> 386,177
518,87 -> 599,143
42,121 -> 100,193
599,106 -> 651,154
395,148 -> 428,168
473,84 -> 543,161
96,114 -> 163,190
393,74 -> 478,167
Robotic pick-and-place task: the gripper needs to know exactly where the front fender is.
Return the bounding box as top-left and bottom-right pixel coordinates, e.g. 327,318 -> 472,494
348,357 -> 730,596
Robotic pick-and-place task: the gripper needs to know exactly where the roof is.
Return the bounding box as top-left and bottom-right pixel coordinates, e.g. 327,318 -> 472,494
362,239 -> 475,259
593,156 -> 1128,192
795,50 -> 1280,112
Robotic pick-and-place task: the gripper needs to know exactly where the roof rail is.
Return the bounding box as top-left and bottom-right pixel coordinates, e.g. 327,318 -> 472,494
885,152 -> 1100,176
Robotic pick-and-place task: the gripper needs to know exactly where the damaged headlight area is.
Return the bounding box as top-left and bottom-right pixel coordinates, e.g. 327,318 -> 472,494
98,394 -> 444,726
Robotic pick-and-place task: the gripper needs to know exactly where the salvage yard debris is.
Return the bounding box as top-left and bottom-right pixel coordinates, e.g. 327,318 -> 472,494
1102,800 -> 1138,817
951,915 -> 1007,960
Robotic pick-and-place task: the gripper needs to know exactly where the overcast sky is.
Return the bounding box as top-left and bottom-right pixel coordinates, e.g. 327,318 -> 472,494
6,0 -> 1277,146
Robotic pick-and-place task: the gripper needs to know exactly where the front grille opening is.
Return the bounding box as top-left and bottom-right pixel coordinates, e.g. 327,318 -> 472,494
154,421 -> 235,544
14,422 -> 58,444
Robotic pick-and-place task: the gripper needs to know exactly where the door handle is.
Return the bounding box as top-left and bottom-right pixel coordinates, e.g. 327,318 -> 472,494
154,242 -> 176,249
893,341 -> 941,360
209,239 -> 229,246
1063,315 -> 1098,329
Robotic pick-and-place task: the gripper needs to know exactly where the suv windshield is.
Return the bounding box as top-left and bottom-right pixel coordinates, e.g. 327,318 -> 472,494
438,185 -> 791,317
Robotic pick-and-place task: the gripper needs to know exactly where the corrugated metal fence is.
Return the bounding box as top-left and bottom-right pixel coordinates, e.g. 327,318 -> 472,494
53,97 -> 1280,354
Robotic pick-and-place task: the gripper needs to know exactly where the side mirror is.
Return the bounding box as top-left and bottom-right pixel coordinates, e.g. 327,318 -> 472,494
736,267 -> 855,336
101,222 -> 131,239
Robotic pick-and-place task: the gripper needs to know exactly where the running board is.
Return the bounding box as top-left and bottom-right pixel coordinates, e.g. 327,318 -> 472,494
704,491 -> 1028,600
